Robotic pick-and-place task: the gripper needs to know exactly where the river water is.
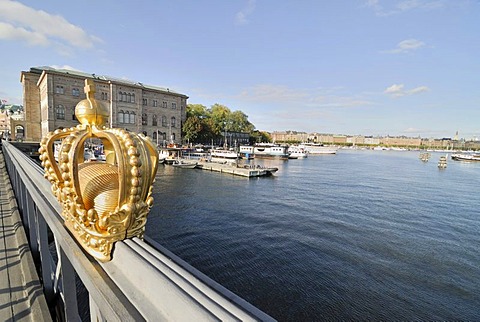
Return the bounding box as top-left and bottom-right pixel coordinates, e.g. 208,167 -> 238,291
145,150 -> 480,321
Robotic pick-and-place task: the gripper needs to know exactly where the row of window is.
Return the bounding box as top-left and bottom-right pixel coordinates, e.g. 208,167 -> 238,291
55,86 -> 177,109
117,111 -> 176,127
142,98 -> 177,109
118,92 -> 135,103
118,92 -> 178,109
55,105 -> 177,128
55,86 -> 108,100
55,105 -> 76,120
117,111 -> 136,124
151,131 -> 175,142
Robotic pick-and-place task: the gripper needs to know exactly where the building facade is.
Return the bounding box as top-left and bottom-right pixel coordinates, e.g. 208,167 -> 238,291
271,131 -> 309,143
380,136 -> 422,147
19,66 -> 188,145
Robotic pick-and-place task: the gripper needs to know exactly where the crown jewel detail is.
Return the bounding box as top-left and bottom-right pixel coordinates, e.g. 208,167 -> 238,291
38,79 -> 159,261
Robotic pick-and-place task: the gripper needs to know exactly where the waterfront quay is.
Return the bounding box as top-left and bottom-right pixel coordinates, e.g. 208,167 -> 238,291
197,160 -> 278,177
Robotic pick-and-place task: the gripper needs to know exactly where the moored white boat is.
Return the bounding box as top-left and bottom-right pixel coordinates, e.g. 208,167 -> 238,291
253,143 -> 289,159
239,145 -> 255,159
288,146 -> 308,159
159,146 -> 182,164
300,143 -> 337,155
451,153 -> 480,162
210,148 -> 239,160
171,159 -> 198,168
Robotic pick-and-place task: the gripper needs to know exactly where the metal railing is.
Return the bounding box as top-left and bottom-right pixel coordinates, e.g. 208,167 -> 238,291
3,141 -> 275,321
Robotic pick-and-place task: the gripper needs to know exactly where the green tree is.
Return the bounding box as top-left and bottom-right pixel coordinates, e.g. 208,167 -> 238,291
230,110 -> 254,133
250,130 -> 271,144
183,115 -> 203,143
198,118 -> 215,143
209,103 -> 231,136
182,102 -> 261,145
186,104 -> 208,118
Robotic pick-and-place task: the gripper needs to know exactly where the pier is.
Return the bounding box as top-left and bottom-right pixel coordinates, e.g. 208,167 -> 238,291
197,160 -> 278,177
0,141 -> 275,321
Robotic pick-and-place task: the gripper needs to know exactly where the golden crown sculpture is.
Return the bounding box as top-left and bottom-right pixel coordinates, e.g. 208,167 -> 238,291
38,79 -> 158,261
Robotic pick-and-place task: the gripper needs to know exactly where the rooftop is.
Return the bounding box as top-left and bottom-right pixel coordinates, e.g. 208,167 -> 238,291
28,66 -> 188,98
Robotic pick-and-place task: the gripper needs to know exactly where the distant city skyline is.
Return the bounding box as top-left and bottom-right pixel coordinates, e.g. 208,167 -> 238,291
0,0 -> 478,139
268,129 -> 477,141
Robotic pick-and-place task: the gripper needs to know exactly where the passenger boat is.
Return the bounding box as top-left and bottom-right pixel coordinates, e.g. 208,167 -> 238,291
181,149 -> 208,161
210,148 -> 239,161
239,145 -> 255,159
451,153 -> 480,162
300,143 -> 337,155
253,143 -> 289,159
288,146 -> 308,159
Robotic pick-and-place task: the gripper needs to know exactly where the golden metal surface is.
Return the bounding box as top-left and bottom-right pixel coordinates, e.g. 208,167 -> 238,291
38,79 -> 158,261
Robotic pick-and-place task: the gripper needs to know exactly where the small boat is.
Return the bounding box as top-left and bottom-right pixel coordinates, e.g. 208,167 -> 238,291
419,152 -> 430,162
300,143 -> 337,155
172,159 -> 198,169
210,148 -> 239,160
438,155 -> 448,169
253,143 -> 289,159
451,153 -> 480,162
288,146 -> 308,159
159,147 -> 181,165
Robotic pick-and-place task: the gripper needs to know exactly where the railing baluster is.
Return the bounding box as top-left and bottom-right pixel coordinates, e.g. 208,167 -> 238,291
26,190 -> 39,260
89,294 -> 106,322
37,211 -> 55,303
57,245 -> 80,322
18,178 -> 24,213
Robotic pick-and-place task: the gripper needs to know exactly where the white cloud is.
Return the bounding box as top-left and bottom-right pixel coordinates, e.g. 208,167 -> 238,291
366,0 -> 445,16
382,38 -> 426,54
384,84 -> 429,97
239,84 -> 308,102
396,0 -> 444,11
238,84 -> 372,108
50,65 -> 82,71
0,21 -> 48,46
235,0 -> 256,25
403,127 -> 423,134
0,0 -> 101,51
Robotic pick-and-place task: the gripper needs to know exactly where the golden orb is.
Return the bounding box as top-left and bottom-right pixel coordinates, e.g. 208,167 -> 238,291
75,79 -> 109,126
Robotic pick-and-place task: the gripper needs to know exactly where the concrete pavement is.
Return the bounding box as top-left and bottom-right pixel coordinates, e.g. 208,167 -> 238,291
0,149 -> 51,321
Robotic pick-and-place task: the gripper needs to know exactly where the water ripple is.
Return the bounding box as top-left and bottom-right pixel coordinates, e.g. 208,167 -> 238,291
146,151 -> 480,320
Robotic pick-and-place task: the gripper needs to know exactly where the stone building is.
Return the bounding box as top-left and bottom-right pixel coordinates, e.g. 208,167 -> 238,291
19,66 -> 188,145
380,136 -> 422,147
307,133 -> 334,144
271,131 -> 309,143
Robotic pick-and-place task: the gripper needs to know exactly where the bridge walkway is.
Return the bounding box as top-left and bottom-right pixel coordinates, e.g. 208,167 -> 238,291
0,149 -> 51,321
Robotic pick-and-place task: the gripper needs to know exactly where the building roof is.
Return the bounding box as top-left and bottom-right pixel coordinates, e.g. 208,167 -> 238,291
27,66 -> 188,98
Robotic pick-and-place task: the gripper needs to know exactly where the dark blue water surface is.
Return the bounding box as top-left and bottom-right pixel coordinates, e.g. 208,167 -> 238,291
145,150 -> 480,321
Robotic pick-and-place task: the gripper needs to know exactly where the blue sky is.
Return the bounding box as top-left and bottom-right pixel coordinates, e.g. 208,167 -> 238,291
0,0 -> 478,139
